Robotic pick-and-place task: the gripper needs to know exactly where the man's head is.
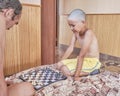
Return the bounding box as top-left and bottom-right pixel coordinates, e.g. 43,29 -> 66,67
67,9 -> 86,34
0,0 -> 22,30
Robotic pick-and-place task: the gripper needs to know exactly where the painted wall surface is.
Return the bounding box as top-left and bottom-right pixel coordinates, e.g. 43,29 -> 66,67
20,0 -> 41,5
59,0 -> 120,14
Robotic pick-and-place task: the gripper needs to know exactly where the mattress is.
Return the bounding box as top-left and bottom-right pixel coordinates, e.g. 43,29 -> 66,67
6,64 -> 120,96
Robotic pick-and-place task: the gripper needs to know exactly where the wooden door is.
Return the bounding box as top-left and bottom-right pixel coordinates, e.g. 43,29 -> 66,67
41,0 -> 56,65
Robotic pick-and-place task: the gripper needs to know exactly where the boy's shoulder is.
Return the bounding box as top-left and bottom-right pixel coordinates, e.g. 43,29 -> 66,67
84,29 -> 93,36
86,29 -> 93,33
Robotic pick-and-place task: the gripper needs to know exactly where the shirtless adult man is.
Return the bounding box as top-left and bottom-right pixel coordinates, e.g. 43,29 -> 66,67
0,0 -> 35,96
56,9 -> 101,81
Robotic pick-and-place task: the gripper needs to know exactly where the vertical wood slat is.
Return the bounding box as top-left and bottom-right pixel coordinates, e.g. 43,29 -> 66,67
58,0 -> 120,57
87,15 -> 120,57
58,15 -> 120,57
4,5 -> 41,76
41,0 -> 56,65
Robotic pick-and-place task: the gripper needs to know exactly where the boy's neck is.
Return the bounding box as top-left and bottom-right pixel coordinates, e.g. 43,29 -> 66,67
79,26 -> 88,36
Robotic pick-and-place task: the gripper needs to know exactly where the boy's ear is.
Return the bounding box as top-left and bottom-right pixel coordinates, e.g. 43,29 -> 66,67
3,8 -> 14,19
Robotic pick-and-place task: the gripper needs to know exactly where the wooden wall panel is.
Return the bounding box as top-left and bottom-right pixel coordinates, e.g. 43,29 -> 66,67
58,15 -> 120,57
4,5 -> 41,75
87,15 -> 120,57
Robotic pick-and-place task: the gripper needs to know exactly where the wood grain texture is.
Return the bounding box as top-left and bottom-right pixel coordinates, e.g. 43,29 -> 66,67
58,0 -> 120,58
4,5 -> 41,75
58,15 -> 120,57
41,0 -> 56,65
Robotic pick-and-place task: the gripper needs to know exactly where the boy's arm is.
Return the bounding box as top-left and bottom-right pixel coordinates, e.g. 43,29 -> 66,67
74,31 -> 93,80
61,34 -> 76,60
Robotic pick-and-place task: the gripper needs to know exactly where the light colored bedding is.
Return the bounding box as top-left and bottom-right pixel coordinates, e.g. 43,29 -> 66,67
6,64 -> 120,96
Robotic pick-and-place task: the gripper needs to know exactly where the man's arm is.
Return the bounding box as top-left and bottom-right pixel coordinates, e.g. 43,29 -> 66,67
0,41 -> 8,96
61,34 -> 76,60
0,64 -> 8,96
0,16 -> 8,96
74,31 -> 93,80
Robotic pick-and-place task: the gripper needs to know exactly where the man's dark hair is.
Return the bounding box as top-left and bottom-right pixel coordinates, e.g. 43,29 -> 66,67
0,0 -> 22,15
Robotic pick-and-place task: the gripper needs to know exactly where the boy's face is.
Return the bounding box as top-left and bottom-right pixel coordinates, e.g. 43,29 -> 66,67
67,19 -> 85,34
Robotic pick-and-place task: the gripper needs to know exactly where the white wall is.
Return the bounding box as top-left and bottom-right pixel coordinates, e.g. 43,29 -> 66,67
20,0 -> 41,5
59,0 -> 120,14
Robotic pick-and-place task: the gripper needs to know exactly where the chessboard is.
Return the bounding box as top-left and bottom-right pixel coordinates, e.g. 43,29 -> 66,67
19,67 -> 67,90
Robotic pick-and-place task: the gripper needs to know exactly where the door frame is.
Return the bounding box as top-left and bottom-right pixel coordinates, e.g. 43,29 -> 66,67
41,0 -> 56,65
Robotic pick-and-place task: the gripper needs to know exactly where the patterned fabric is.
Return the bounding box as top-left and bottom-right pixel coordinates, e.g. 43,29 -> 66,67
6,64 -> 120,96
19,67 -> 67,90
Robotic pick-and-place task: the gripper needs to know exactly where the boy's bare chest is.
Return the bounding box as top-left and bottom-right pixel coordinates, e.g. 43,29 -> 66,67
75,34 -> 84,45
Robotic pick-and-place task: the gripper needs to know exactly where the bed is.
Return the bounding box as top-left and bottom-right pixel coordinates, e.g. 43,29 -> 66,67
6,63 -> 120,96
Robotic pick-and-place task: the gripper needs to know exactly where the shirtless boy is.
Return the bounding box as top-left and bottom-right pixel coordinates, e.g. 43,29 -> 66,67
56,9 -> 101,81
0,0 -> 35,96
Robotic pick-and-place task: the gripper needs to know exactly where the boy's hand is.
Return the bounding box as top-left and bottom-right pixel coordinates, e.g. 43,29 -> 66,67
74,76 -> 81,81
74,22 -> 84,33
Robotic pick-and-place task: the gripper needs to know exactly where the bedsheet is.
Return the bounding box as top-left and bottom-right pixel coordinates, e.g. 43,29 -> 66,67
6,64 -> 120,96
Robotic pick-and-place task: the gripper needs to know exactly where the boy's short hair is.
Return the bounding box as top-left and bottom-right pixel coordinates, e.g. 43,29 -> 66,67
0,0 -> 22,15
68,9 -> 86,22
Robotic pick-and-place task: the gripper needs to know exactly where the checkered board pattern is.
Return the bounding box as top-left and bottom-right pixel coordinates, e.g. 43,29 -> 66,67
19,67 -> 67,90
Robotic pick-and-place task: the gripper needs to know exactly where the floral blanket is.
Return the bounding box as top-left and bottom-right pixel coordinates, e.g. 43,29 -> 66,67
6,64 -> 120,96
